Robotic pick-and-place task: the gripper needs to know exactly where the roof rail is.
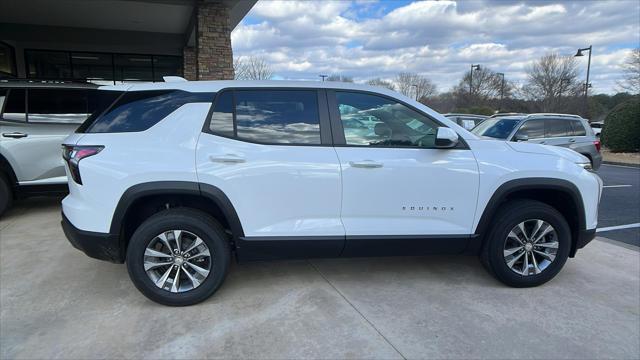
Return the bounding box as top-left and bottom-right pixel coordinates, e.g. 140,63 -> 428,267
0,78 -> 93,85
526,113 -> 583,119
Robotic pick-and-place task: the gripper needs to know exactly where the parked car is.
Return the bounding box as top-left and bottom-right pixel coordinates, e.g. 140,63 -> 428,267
590,121 -> 604,137
0,80 -> 99,215
443,113 -> 488,130
61,81 -> 601,306
471,113 -> 602,170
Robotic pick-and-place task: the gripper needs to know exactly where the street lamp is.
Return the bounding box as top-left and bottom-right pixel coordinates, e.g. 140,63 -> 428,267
574,45 -> 592,117
319,74 -> 328,82
497,72 -> 505,108
470,64 -> 481,95
411,84 -> 419,101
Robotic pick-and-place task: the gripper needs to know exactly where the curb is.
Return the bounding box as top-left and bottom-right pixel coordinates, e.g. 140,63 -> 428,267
603,161 -> 640,168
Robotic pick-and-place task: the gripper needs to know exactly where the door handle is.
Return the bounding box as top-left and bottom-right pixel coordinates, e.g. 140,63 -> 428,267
539,141 -> 546,144
569,138 -> 576,143
209,154 -> 246,164
349,160 -> 383,168
2,132 -> 28,138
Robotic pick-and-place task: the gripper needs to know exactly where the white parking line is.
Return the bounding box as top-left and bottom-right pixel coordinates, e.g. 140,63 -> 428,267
596,223 -> 640,233
602,164 -> 640,170
603,185 -> 633,188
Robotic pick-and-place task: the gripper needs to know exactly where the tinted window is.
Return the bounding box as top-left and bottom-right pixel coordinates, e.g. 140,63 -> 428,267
545,119 -> 572,138
234,90 -> 321,145
76,90 -> 123,133
2,88 -> 26,121
85,90 -> 212,133
471,118 -> 521,139
27,89 -> 92,124
336,91 -> 440,147
516,120 -> 544,139
209,91 -> 234,137
571,120 -> 587,136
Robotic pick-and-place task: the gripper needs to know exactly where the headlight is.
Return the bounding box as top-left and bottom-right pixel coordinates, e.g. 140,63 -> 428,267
576,161 -> 593,171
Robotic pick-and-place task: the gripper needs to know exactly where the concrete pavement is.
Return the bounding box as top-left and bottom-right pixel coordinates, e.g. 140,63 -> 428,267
1,197 -> 639,359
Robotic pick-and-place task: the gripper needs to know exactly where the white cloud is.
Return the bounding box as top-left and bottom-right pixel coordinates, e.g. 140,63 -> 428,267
232,0 -> 640,94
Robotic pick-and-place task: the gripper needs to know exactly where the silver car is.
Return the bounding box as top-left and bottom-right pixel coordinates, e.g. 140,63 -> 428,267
0,80 -> 99,215
471,113 -> 602,170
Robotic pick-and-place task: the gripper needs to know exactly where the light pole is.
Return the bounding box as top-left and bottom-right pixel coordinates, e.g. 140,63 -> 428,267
470,64 -> 480,95
319,74 -> 328,82
497,72 -> 505,109
411,84 -> 418,101
574,45 -> 592,117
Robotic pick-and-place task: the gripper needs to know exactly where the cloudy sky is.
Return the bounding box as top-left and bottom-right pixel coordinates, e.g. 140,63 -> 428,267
231,0 -> 639,94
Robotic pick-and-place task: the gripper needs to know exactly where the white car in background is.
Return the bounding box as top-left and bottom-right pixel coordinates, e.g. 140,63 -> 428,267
0,80 -> 99,215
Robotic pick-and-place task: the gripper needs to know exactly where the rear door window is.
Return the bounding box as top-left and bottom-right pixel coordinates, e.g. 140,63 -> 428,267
209,91 -> 234,138
83,90 -> 213,133
234,90 -> 321,145
27,88 -> 92,124
1,88 -> 26,122
545,119 -> 572,138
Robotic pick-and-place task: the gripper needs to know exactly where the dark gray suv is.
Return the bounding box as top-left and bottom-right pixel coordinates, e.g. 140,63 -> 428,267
472,113 -> 602,170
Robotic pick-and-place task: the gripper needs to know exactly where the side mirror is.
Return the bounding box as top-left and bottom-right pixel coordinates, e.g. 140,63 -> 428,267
514,134 -> 529,142
435,127 -> 459,148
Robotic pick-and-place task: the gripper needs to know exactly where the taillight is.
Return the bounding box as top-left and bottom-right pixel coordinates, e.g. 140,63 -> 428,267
62,145 -> 104,184
594,140 -> 601,152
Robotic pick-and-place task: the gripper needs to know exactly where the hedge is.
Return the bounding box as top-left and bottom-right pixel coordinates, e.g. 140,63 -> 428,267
601,98 -> 640,152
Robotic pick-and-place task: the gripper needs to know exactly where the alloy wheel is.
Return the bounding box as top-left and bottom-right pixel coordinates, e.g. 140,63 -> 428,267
143,230 -> 212,293
503,219 -> 558,276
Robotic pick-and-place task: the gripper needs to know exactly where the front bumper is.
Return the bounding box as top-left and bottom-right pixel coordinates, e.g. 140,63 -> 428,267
61,211 -> 124,263
570,228 -> 597,257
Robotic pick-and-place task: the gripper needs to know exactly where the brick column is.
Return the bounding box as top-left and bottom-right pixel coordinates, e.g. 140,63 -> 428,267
195,1 -> 234,80
183,46 -> 197,80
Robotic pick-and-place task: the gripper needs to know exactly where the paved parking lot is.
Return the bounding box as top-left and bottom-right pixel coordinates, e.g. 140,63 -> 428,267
1,197 -> 638,359
597,164 -> 640,246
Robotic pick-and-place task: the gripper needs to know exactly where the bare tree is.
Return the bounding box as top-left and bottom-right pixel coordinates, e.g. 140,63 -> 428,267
522,53 -> 581,112
394,72 -> 436,100
326,74 -> 354,82
367,78 -> 396,90
617,48 -> 640,94
234,56 -> 274,80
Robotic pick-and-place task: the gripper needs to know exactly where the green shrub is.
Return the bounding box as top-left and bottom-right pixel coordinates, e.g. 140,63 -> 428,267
601,98 -> 640,152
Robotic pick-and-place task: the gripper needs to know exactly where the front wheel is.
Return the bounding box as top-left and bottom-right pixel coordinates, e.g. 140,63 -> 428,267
126,208 -> 230,306
480,200 -> 571,287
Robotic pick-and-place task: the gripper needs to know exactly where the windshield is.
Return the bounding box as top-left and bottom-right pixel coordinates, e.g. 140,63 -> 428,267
472,118 -> 521,139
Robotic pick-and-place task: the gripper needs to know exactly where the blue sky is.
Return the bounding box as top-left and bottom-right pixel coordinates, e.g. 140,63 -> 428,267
232,0 -> 640,94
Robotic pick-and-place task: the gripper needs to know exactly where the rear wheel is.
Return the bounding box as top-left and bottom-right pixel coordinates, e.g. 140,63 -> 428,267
0,174 -> 12,217
126,208 -> 230,306
480,200 -> 571,287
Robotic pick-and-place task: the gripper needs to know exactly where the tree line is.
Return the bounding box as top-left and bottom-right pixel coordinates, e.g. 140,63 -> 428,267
234,49 -> 640,120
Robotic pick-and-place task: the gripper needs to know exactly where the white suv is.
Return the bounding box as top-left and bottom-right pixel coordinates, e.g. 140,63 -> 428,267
61,80 -> 602,306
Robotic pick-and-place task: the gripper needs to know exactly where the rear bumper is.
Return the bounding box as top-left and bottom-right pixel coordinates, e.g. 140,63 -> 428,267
61,211 -> 124,263
570,228 -> 596,257
591,152 -> 603,171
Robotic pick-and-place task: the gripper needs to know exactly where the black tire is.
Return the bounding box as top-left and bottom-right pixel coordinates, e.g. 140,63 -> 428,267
126,208 -> 230,306
480,200 -> 571,287
0,174 -> 13,217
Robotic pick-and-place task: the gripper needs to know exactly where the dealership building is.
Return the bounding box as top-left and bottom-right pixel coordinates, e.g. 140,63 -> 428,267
0,0 -> 255,84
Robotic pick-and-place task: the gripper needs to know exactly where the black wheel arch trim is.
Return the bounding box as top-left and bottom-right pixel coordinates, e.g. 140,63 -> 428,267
0,153 -> 18,187
109,181 -> 245,241
470,178 -> 586,255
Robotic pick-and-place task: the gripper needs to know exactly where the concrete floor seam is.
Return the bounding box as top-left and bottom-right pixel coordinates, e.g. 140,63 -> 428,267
307,260 -> 408,360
